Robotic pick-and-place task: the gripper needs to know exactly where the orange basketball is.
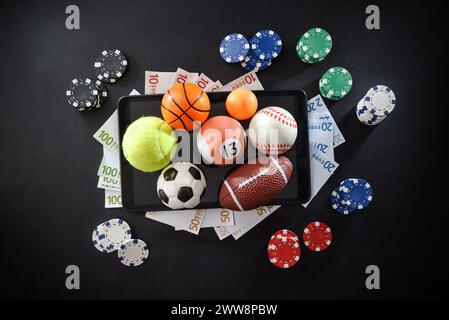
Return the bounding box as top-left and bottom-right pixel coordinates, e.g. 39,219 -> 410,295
161,83 -> 210,131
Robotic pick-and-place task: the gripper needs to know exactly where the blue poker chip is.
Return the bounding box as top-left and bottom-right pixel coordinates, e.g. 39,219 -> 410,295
241,57 -> 272,72
250,30 -> 282,60
219,33 -> 250,63
338,178 -> 374,210
244,50 -> 272,69
330,189 -> 356,215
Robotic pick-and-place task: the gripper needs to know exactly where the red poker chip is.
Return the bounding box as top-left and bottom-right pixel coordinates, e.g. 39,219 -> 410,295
303,221 -> 332,252
272,229 -> 299,242
267,235 -> 300,269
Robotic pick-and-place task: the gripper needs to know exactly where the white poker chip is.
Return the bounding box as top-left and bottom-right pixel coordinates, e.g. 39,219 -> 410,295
97,219 -> 132,252
363,85 -> 396,117
356,99 -> 385,126
92,223 -> 109,253
118,239 -> 149,267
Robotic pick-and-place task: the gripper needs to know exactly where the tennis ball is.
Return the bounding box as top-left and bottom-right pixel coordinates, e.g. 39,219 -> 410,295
122,116 -> 177,173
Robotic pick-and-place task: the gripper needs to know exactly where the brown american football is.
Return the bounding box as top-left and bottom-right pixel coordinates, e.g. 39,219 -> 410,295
218,156 -> 293,211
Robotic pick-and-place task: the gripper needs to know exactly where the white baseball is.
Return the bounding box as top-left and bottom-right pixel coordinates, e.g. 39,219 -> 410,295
248,106 -> 298,155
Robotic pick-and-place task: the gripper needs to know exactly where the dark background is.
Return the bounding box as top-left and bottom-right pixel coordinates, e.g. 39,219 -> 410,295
0,0 -> 446,300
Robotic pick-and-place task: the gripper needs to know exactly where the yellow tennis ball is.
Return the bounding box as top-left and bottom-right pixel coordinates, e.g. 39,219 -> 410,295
122,116 -> 177,172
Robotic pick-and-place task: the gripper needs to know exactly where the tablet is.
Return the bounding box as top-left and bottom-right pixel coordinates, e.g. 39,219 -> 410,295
118,90 -> 311,212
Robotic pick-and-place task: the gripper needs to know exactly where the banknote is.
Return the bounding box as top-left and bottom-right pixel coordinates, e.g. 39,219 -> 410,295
145,71 -> 176,94
220,71 -> 264,91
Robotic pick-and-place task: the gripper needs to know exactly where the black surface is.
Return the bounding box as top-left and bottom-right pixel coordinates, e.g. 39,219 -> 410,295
118,91 -> 310,211
0,0 -> 447,300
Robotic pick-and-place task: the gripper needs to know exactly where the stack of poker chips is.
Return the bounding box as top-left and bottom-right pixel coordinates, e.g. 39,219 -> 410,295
319,67 -> 353,101
219,30 -> 282,73
267,229 -> 301,269
296,27 -> 332,64
267,224 -> 334,269
92,218 -> 149,267
330,178 -> 374,215
66,78 -> 107,112
65,49 -> 128,111
94,49 -> 128,83
356,85 -> 396,126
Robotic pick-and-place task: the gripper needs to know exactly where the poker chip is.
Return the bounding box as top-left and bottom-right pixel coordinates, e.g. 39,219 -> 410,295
241,48 -> 272,72
94,49 -> 128,83
272,229 -> 299,242
356,99 -> 385,126
241,60 -> 272,72
296,28 -> 332,63
330,189 -> 356,215
267,234 -> 300,268
244,50 -> 272,68
219,30 -> 281,72
303,222 -> 332,252
97,218 -> 132,252
92,223 -> 109,253
92,219 -> 150,267
118,239 -> 149,267
66,78 -> 99,111
362,85 -> 396,117
94,79 -> 108,108
356,85 -> 396,126
219,33 -> 250,63
250,30 -> 282,60
297,44 -> 325,64
319,67 -> 353,101
338,178 -> 374,210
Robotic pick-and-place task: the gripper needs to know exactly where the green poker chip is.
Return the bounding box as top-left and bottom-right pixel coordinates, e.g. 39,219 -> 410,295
319,67 -> 353,100
296,42 -> 319,64
296,28 -> 332,64
296,42 -> 324,64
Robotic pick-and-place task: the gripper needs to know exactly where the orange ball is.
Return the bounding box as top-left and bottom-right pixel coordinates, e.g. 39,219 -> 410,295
161,83 -> 210,131
225,88 -> 258,120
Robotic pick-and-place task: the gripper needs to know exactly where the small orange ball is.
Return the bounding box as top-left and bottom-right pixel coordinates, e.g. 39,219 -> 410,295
225,88 -> 258,120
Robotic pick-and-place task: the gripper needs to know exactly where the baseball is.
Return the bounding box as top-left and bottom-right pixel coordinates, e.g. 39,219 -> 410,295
248,106 -> 298,155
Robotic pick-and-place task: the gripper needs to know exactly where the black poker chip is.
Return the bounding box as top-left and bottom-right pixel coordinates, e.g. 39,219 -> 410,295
95,79 -> 108,108
90,94 -> 100,111
94,49 -> 128,83
66,78 -> 99,111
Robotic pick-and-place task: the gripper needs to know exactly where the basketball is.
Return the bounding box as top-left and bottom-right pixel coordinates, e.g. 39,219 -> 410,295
161,82 -> 210,131
197,116 -> 247,166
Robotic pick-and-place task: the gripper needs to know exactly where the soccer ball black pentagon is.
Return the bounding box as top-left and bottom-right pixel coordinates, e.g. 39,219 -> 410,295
157,162 -> 206,209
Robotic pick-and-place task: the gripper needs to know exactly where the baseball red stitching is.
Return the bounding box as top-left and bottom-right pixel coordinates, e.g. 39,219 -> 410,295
256,143 -> 292,152
259,107 -> 297,128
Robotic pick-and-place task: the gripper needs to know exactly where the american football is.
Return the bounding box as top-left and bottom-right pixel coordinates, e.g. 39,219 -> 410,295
218,156 -> 293,211
157,162 -> 207,209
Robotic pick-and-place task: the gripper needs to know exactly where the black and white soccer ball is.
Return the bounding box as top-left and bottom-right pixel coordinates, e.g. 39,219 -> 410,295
157,162 -> 207,209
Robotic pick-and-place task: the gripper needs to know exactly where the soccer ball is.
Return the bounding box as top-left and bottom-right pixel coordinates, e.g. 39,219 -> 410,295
157,162 -> 207,209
